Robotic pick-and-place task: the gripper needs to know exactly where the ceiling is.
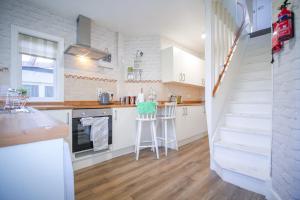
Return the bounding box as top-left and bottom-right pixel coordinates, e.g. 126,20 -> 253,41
28,0 -> 205,55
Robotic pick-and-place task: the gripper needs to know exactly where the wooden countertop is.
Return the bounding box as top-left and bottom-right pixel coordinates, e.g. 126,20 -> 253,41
0,108 -> 68,147
29,101 -> 204,110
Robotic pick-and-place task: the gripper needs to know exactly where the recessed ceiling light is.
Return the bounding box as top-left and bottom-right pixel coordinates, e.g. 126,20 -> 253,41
201,33 -> 206,39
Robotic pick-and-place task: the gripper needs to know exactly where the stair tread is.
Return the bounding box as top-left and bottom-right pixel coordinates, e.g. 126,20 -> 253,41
215,158 -> 269,180
225,112 -> 271,119
220,126 -> 271,136
214,140 -> 270,156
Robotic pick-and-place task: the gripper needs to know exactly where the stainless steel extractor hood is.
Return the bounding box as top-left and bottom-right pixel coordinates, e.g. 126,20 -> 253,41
64,15 -> 109,60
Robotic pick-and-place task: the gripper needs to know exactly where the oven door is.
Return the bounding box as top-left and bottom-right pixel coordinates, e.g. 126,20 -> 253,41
72,118 -> 93,153
72,116 -> 113,153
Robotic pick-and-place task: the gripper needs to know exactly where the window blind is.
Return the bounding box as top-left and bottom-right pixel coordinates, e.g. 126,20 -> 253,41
18,33 -> 58,59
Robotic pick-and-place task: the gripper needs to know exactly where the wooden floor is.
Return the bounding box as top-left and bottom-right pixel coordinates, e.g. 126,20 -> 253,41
75,136 -> 266,200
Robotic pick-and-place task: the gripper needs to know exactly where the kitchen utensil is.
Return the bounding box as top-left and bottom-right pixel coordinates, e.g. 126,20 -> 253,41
99,92 -> 110,105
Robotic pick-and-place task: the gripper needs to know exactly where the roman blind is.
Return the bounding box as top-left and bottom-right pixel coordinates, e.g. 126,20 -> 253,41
18,33 -> 58,59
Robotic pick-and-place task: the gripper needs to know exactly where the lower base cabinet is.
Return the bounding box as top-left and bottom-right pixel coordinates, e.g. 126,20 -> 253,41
176,105 -> 207,142
41,109 -> 72,152
112,107 -> 137,151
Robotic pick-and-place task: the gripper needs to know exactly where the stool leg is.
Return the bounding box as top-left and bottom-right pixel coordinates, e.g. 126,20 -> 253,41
150,123 -> 155,152
172,119 -> 179,151
136,121 -> 142,160
164,120 -> 168,156
151,121 -> 159,159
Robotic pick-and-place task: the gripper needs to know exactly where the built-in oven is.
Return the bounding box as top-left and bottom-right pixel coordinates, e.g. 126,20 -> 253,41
72,109 -> 112,155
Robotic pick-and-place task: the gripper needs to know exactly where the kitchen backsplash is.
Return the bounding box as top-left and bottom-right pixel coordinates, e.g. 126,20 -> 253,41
64,73 -> 204,101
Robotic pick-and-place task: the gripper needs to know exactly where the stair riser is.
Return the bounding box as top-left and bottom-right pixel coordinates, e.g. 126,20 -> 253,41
239,71 -> 271,80
244,54 -> 270,64
214,146 -> 269,170
248,35 -> 271,47
245,47 -> 270,57
221,168 -> 268,196
232,91 -> 272,102
229,103 -> 272,114
220,130 -> 271,149
225,116 -> 271,130
241,63 -> 271,73
235,80 -> 272,90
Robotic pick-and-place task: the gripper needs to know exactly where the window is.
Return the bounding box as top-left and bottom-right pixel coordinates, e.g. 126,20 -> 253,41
23,84 -> 39,97
11,26 -> 64,101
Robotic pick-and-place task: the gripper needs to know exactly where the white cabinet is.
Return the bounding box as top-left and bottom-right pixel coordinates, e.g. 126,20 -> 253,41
176,105 -> 207,142
41,109 -> 72,151
112,107 -> 136,151
161,47 -> 205,87
0,139 -> 70,200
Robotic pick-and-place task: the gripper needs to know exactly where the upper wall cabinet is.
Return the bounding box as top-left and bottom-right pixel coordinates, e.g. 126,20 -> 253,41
161,47 -> 205,87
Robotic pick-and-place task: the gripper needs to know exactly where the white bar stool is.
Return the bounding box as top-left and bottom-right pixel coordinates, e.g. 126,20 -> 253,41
135,102 -> 159,160
157,102 -> 178,156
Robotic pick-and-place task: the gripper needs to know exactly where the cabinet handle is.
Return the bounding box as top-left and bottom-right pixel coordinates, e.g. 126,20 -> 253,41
66,112 -> 69,124
114,110 -> 117,120
183,73 -> 186,81
185,107 -> 188,116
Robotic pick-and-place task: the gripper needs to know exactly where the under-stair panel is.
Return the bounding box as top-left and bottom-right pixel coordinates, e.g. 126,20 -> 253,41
219,126 -> 271,148
224,113 -> 271,130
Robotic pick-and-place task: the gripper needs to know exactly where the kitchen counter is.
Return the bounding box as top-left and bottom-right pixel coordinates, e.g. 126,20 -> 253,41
0,108 -> 68,147
29,100 -> 204,110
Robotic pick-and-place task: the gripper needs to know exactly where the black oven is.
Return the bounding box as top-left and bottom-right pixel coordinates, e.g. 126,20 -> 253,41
72,109 -> 112,153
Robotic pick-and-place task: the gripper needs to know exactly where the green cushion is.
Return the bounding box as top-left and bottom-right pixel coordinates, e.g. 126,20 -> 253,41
137,102 -> 157,114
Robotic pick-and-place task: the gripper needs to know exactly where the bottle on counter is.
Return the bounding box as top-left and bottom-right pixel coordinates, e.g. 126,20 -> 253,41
136,88 -> 144,104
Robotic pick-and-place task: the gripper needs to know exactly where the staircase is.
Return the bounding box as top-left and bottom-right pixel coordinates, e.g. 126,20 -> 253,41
213,34 -> 272,195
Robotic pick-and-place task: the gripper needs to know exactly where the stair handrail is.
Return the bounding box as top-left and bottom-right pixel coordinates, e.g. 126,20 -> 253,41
212,2 -> 247,97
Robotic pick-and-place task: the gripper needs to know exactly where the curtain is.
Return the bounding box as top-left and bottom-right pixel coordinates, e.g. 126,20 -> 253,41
18,33 -> 58,59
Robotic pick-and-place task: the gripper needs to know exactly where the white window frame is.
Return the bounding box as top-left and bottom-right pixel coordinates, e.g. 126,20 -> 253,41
11,25 -> 64,102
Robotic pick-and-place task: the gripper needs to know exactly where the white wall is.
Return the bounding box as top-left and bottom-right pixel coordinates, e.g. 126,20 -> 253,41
271,1 -> 300,199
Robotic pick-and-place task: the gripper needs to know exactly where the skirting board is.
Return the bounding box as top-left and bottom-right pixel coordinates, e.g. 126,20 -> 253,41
73,132 -> 207,171
266,187 -> 282,200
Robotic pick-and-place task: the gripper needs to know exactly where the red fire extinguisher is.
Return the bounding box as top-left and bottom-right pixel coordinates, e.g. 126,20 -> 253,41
271,0 -> 294,63
277,0 -> 294,42
272,22 -> 282,54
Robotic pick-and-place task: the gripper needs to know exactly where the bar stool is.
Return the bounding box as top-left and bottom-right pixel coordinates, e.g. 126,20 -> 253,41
157,102 -> 178,156
135,102 -> 159,160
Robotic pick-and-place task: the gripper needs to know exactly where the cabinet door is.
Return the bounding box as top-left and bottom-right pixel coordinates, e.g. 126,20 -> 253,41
175,107 -> 187,141
41,110 -> 72,151
173,47 -> 184,82
113,108 -> 136,150
189,106 -> 203,137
